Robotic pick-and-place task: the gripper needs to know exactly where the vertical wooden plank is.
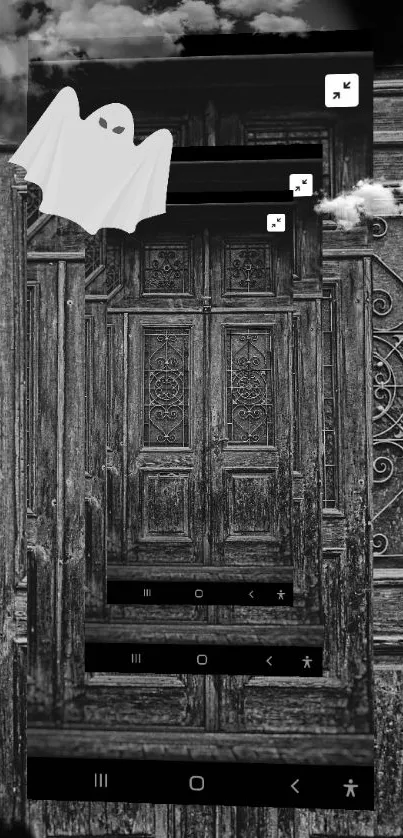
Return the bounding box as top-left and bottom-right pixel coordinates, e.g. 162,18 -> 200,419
292,299 -> 322,616
55,261 -> 65,716
126,311 -> 139,564
61,256 -> 86,721
28,260 -> 58,722
205,100 -> 216,147
375,668 -> 403,833
106,313 -> 125,561
337,257 -> 372,731
85,301 -> 107,619
294,201 -> 322,284
0,150 -> 27,823
122,312 -> 129,559
28,246 -> 86,726
334,116 -> 372,201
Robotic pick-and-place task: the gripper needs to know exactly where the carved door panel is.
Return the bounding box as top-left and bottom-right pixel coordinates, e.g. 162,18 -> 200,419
209,315 -> 291,568
208,220 -> 293,574
107,223 -> 206,565
127,315 -> 204,565
107,211 -> 295,582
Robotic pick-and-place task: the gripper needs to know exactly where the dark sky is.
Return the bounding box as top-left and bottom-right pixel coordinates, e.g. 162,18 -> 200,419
303,0 -> 360,29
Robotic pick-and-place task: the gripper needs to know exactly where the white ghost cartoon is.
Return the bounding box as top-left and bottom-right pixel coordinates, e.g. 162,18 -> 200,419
9,86 -> 173,236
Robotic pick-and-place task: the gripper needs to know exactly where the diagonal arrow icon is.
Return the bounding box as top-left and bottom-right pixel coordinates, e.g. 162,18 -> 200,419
302,179 -> 307,184
291,779 -> 300,794
343,81 -> 351,88
333,91 -> 340,99
295,185 -> 300,191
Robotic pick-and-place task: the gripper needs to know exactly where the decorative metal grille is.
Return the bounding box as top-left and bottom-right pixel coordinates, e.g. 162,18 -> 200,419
27,184 -> 42,227
106,323 -> 114,450
322,284 -> 339,508
84,316 -> 94,473
142,242 -> 191,294
292,315 -> 301,471
84,231 -> 104,279
226,328 -> 274,446
372,261 -> 403,562
26,284 -> 37,509
143,328 -> 190,447
223,241 -> 273,294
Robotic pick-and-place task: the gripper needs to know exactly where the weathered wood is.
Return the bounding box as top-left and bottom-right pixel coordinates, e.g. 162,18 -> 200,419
84,301 -> 107,619
0,151 -> 26,823
60,259 -> 86,722
12,50 -> 381,837
27,727 -> 373,764
84,622 -> 324,645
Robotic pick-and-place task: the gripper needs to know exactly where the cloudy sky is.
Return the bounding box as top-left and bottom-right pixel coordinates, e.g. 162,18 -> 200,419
0,0 -> 374,141
0,0 -> 363,68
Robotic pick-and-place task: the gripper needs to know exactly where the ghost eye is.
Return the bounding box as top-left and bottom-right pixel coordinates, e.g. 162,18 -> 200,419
113,125 -> 125,134
99,117 -> 107,128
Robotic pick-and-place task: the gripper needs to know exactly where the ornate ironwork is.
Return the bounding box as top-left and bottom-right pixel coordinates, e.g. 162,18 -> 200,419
223,241 -> 273,294
143,328 -> 190,447
84,231 -> 104,279
226,328 -> 274,446
27,183 -> 42,227
372,263 -> 403,562
372,217 -> 388,238
322,284 -> 339,509
142,242 -> 191,294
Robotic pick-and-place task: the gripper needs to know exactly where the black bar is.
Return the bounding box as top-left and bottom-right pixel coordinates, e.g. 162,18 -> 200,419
167,190 -> 293,204
85,644 -> 322,675
170,145 -> 322,162
27,758 -> 374,809
107,581 -> 293,606
179,32 -> 374,56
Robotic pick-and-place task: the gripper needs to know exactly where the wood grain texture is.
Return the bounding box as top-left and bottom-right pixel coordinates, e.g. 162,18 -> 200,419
84,301 -> 107,620
0,153 -> 27,823
1,55 -> 390,838
27,727 -> 372,764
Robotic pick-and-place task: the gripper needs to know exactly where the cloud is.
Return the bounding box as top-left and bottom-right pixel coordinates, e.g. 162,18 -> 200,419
2,0 -> 234,69
314,180 -> 403,230
0,0 -> 237,140
218,0 -> 309,34
219,0 -> 303,17
250,11 -> 308,33
150,0 -> 229,36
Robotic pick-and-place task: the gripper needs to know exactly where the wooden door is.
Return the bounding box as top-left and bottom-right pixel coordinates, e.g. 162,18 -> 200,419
107,208 -> 295,582
209,222 -> 293,571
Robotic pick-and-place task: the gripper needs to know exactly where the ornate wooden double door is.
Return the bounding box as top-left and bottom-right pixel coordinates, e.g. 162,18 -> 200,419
106,211 -> 295,580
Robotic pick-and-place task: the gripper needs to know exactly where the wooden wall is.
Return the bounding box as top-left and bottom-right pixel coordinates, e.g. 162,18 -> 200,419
1,59 -> 403,838
0,148 -> 27,825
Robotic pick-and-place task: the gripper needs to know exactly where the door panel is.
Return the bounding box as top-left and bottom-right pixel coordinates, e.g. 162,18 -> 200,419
128,315 -> 205,564
209,314 -> 292,568
107,209 -> 296,583
98,205 -> 327,735
107,313 -> 206,565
